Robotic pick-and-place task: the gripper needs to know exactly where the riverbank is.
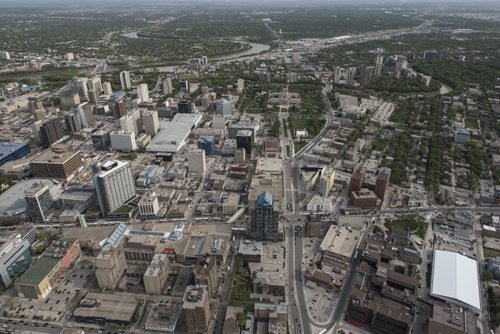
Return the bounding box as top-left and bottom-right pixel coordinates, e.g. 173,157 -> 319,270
121,31 -> 271,62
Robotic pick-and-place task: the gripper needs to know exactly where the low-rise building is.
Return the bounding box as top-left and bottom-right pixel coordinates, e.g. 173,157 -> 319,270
0,142 -> 30,167
238,241 -> 263,263
73,292 -> 140,325
144,302 -> 183,333
222,193 -> 240,215
15,238 -> 81,299
307,195 -> 333,212
316,225 -> 360,287
254,303 -> 288,334
350,188 -> 379,208
138,192 -> 161,218
110,130 -> 138,151
136,165 -> 165,187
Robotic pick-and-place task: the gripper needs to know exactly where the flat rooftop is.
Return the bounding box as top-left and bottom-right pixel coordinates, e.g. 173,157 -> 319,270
94,160 -> 130,178
63,226 -> 115,245
147,113 -> 202,153
428,301 -> 477,334
0,142 -> 28,156
255,158 -> 283,174
16,257 -> 60,285
144,303 -> 182,332
74,292 -> 139,323
60,191 -> 94,202
183,286 -> 208,308
239,241 -> 263,256
430,250 -> 481,312
320,225 -> 360,259
30,144 -> 80,164
249,173 -> 283,205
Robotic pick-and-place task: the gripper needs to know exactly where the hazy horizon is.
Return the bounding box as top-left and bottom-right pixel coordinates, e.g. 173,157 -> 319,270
1,0 -> 500,7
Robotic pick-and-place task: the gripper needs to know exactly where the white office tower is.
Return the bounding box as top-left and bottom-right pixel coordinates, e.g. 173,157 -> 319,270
103,82 -> 113,96
77,102 -> 93,128
32,120 -> 43,144
93,160 -> 136,216
65,52 -> 74,62
119,71 -> 132,90
87,76 -> 102,93
120,109 -> 142,136
201,56 -> 208,66
188,149 -> 206,175
142,110 -> 160,136
130,108 -> 143,134
374,55 -> 384,77
120,114 -> 136,135
163,77 -> 173,95
110,130 -> 138,151
137,83 -> 149,102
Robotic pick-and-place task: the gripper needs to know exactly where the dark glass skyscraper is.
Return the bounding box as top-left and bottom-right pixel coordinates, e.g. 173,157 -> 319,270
248,191 -> 283,242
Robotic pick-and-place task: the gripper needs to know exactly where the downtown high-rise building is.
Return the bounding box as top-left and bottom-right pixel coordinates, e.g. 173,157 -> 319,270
108,91 -> 127,119
136,83 -> 149,102
248,191 -> 283,242
119,71 -> 132,90
375,167 -> 391,200
24,183 -> 55,223
64,112 -> 82,134
334,67 -> 357,86
183,286 -> 210,333
40,118 -> 64,147
142,109 -> 159,136
102,81 -> 113,95
374,54 -> 384,77
162,77 -> 173,95
86,76 -> 102,93
69,77 -> 89,101
95,244 -> 126,290
93,160 -> 135,216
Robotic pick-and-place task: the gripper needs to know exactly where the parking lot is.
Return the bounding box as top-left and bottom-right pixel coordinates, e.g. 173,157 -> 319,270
1,259 -> 96,322
361,98 -> 395,126
301,237 -> 338,323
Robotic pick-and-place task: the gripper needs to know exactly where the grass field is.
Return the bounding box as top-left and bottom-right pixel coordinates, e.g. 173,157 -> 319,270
385,214 -> 427,239
228,255 -> 253,310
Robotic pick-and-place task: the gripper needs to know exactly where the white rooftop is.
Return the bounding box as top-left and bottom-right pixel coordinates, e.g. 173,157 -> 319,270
95,160 -> 130,178
146,113 -> 202,153
430,250 -> 481,312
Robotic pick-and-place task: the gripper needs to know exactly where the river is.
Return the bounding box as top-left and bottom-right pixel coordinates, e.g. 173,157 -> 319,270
122,31 -> 141,39
121,31 -> 271,61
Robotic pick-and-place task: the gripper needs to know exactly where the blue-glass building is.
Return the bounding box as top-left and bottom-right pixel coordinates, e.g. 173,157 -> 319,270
0,236 -> 32,287
197,136 -> 216,155
0,142 -> 30,167
248,192 -> 283,242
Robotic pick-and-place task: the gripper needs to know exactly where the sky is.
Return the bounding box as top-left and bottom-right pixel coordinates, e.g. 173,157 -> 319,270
0,0 -> 499,10
0,0 -> 496,4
